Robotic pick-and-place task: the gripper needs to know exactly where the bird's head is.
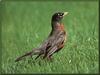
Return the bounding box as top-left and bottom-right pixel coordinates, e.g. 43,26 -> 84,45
52,12 -> 68,22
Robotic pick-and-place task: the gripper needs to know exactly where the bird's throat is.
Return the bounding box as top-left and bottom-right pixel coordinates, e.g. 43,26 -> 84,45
51,21 -> 64,31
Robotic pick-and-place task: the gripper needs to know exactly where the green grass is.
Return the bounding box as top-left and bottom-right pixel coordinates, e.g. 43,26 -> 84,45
1,1 -> 99,74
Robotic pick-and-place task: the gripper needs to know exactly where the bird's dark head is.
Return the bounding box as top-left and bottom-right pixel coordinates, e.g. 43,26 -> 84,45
52,12 -> 68,22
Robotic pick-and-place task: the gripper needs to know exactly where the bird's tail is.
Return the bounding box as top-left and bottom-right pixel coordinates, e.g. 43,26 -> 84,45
15,48 -> 40,62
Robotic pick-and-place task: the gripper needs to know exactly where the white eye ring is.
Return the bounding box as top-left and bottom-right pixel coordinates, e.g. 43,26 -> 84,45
58,14 -> 60,16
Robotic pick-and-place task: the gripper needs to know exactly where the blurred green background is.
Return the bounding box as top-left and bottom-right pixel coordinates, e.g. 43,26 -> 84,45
1,0 -> 99,74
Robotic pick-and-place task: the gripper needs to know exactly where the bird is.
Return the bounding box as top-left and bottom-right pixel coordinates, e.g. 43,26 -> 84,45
15,12 -> 68,62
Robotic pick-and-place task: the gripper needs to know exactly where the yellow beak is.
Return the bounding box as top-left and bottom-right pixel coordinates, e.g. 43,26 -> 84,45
63,12 -> 69,16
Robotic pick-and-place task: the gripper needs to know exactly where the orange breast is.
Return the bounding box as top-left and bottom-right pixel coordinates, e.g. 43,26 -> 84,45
57,24 -> 65,31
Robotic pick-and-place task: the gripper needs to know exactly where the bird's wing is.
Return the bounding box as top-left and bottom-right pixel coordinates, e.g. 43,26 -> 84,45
34,31 -> 66,59
46,46 -> 58,57
46,31 -> 66,56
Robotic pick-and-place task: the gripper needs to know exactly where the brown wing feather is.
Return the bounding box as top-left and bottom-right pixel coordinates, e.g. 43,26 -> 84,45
43,31 -> 66,58
34,30 -> 66,59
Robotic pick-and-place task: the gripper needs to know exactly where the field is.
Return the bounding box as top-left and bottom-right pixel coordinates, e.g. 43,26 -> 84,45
1,0 -> 99,74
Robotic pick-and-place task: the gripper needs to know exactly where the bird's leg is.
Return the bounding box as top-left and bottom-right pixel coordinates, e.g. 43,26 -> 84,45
47,55 -> 53,61
43,48 -> 49,59
43,52 -> 48,59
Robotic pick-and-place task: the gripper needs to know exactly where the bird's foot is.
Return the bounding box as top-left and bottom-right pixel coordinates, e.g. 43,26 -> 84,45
47,56 -> 53,62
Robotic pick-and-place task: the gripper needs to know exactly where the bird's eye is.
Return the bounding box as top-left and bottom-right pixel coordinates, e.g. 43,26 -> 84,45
57,13 -> 62,16
58,14 -> 60,16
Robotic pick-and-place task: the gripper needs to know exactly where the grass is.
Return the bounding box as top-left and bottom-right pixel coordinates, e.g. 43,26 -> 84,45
1,0 -> 99,74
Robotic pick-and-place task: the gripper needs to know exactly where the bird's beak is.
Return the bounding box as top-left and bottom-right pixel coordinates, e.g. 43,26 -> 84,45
63,12 -> 69,16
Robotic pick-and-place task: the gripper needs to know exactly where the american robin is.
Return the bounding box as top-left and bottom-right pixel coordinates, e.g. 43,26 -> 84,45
15,12 -> 68,62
